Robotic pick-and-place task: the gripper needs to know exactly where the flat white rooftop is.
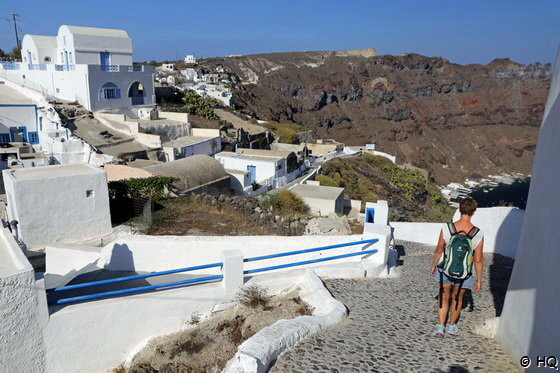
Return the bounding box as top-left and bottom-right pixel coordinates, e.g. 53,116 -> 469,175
0,82 -> 36,105
163,135 -> 218,148
291,183 -> 345,200
3,163 -> 103,181
216,151 -> 283,162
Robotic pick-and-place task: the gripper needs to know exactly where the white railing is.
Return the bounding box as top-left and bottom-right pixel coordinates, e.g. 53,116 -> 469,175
28,64 -> 47,71
0,62 -> 20,70
55,64 -> 75,71
128,65 -> 144,72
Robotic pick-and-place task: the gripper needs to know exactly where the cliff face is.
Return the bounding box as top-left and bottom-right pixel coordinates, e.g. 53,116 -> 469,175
201,52 -> 551,184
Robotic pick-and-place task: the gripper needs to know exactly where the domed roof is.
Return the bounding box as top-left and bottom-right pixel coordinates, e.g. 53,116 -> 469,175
143,155 -> 228,191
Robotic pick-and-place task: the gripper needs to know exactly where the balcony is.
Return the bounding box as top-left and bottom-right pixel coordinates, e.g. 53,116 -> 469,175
55,64 -> 75,71
128,65 -> 144,72
28,64 -> 47,71
1,62 -> 20,70
101,65 -> 120,72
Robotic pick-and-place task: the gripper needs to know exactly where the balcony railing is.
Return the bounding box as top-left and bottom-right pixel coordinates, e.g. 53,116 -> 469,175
128,65 -> 144,72
1,62 -> 20,70
55,64 -> 75,71
28,64 -> 47,71
101,65 -> 120,72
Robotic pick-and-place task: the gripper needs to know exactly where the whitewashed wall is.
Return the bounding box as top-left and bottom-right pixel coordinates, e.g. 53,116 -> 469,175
3,164 -> 112,248
0,226 -> 47,373
215,154 -> 280,183
0,104 -> 38,134
497,47 -> 560,369
98,234 -> 379,274
390,206 -> 524,258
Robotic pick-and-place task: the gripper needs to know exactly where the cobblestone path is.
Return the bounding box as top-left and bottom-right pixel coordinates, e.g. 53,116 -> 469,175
270,241 -> 518,373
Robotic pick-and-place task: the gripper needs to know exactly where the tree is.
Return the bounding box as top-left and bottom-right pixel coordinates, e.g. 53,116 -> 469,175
9,46 -> 21,61
181,89 -> 219,120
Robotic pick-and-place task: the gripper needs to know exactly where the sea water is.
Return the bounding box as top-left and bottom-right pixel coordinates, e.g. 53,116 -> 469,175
469,178 -> 531,210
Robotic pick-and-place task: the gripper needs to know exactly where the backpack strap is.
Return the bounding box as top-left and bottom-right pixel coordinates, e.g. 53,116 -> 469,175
447,222 -> 457,236
466,226 -> 480,239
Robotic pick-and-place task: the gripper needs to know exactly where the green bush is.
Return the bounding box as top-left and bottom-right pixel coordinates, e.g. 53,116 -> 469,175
108,176 -> 176,200
182,89 -> 219,120
315,175 -> 339,187
261,190 -> 308,216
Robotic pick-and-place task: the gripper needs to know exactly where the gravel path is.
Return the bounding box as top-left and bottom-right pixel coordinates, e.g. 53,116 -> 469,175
270,241 -> 518,373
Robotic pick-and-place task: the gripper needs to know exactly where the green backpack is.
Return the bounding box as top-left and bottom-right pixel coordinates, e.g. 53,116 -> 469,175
437,223 -> 480,308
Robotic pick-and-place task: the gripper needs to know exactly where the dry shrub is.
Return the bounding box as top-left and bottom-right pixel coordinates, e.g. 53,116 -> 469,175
168,330 -> 208,359
216,315 -> 246,344
261,190 -> 309,217
236,285 -> 271,309
292,296 -> 315,316
188,312 -> 201,325
112,365 -> 127,373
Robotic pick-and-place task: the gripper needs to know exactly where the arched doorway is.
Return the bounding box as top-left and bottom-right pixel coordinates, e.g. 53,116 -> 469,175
128,82 -> 145,105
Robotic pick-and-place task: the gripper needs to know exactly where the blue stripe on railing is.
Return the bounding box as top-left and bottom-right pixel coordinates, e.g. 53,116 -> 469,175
243,239 -> 378,263
244,248 -> 378,275
47,262 -> 223,293
50,275 -> 223,305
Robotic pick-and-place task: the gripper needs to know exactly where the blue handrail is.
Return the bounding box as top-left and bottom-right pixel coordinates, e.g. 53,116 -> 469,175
244,238 -> 378,262
244,248 -> 378,275
47,262 -> 223,293
50,275 -> 223,305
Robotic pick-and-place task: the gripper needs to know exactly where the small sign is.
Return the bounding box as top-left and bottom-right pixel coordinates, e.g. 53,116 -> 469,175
365,143 -> 375,151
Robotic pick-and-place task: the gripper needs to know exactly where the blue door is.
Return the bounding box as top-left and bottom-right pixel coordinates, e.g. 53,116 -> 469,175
365,208 -> 375,223
100,52 -> 110,66
9,127 -> 28,143
247,165 -> 256,184
64,51 -> 69,65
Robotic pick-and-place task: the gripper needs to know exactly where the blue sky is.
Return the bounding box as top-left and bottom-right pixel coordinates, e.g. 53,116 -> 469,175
1,0 -> 559,64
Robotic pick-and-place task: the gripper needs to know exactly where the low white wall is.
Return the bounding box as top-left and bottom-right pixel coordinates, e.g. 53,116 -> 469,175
192,128 -> 220,137
45,230 -> 389,373
0,225 -> 47,373
372,150 -> 396,164
98,234 -> 381,274
452,207 -> 524,259
391,207 -> 524,258
46,276 -> 228,373
136,132 -> 162,148
158,111 -> 189,123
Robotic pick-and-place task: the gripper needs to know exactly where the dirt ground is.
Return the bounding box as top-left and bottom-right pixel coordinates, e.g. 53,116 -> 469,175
148,198 -> 278,236
125,288 -> 312,373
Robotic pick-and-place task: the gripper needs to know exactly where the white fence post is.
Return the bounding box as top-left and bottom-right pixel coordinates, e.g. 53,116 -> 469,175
221,249 -> 244,299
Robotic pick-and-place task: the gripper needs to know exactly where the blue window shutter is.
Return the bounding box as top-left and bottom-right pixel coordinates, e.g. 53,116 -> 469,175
115,89 -> 121,99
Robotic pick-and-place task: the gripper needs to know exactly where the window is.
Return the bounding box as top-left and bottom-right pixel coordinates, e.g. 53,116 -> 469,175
68,52 -> 73,64
44,56 -> 51,62
0,134 -> 10,143
86,190 -> 94,198
100,82 -> 121,100
28,132 -> 39,144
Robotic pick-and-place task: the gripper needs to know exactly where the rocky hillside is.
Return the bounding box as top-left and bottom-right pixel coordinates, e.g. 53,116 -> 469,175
200,52 -> 551,184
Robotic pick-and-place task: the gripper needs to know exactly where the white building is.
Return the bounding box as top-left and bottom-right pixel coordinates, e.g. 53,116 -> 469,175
215,149 -> 302,189
161,63 -> 176,72
184,55 -> 196,64
162,128 -> 222,161
291,183 -> 345,216
497,46 -> 560,368
2,163 -> 112,248
0,25 -> 155,112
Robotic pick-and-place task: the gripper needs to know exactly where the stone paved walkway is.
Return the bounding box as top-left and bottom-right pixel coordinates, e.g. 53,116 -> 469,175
270,241 -> 518,373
